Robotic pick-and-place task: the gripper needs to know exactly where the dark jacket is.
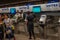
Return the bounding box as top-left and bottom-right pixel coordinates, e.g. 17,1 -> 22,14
0,24 -> 4,39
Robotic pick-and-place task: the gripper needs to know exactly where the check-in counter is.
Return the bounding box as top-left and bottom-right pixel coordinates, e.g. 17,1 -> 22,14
15,22 -> 40,34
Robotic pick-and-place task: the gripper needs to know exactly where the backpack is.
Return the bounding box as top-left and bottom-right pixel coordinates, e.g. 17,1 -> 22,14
6,27 -> 12,34
11,25 -> 15,30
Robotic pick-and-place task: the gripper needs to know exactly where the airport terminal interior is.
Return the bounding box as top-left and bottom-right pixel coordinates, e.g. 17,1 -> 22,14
0,0 -> 60,40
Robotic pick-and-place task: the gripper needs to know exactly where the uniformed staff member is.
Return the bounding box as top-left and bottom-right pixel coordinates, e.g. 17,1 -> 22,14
25,11 -> 35,40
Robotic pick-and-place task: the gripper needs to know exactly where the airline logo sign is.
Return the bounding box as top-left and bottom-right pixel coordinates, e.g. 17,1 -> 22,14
19,6 -> 28,12
2,8 -> 9,13
19,6 -> 27,9
41,2 -> 60,11
46,3 -> 60,7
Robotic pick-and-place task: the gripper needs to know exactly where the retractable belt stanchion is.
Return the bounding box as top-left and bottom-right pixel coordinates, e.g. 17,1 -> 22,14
58,18 -> 60,40
3,24 -> 5,40
58,23 -> 60,40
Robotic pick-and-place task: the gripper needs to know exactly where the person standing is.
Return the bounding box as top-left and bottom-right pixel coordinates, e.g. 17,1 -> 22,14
14,10 -> 23,23
14,10 -> 22,33
25,11 -> 35,40
3,15 -> 11,25
0,15 -> 4,40
19,10 -> 23,20
3,14 -> 15,40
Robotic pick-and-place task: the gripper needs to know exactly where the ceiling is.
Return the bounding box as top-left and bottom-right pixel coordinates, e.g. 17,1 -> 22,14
0,0 -> 42,5
0,0 -> 24,4
0,0 -> 42,7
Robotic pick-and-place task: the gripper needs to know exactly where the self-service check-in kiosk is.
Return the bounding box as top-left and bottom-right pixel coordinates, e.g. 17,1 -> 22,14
39,15 -> 47,25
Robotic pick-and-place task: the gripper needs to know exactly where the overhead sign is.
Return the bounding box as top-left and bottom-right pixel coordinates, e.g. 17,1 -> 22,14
19,6 -> 27,9
41,2 -> 60,11
19,6 -> 28,9
2,8 -> 9,10
1,8 -> 9,13
18,6 -> 28,12
46,3 -> 60,7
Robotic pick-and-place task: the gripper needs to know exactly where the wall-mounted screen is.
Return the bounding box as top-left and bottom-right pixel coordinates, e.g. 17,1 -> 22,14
10,8 -> 16,14
32,6 -> 41,13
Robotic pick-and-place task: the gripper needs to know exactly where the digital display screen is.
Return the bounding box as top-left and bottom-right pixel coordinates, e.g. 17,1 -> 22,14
10,8 -> 16,14
32,6 -> 41,13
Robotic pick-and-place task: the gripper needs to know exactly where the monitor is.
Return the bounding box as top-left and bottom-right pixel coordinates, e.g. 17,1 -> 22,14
32,6 -> 41,13
10,8 -> 16,14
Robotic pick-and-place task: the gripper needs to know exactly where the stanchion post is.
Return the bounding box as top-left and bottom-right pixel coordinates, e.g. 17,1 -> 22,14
3,24 -> 5,40
58,23 -> 60,40
44,25 -> 47,39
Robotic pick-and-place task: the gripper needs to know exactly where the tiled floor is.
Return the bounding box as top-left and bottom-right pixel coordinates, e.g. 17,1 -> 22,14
14,23 -> 58,40
15,34 -> 46,40
15,33 -> 59,40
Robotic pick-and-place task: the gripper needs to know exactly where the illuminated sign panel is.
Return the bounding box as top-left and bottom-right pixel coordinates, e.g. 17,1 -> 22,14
10,8 -> 16,14
32,6 -> 41,13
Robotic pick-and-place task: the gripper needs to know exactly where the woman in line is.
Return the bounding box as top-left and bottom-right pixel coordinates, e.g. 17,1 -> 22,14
4,14 -> 15,40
